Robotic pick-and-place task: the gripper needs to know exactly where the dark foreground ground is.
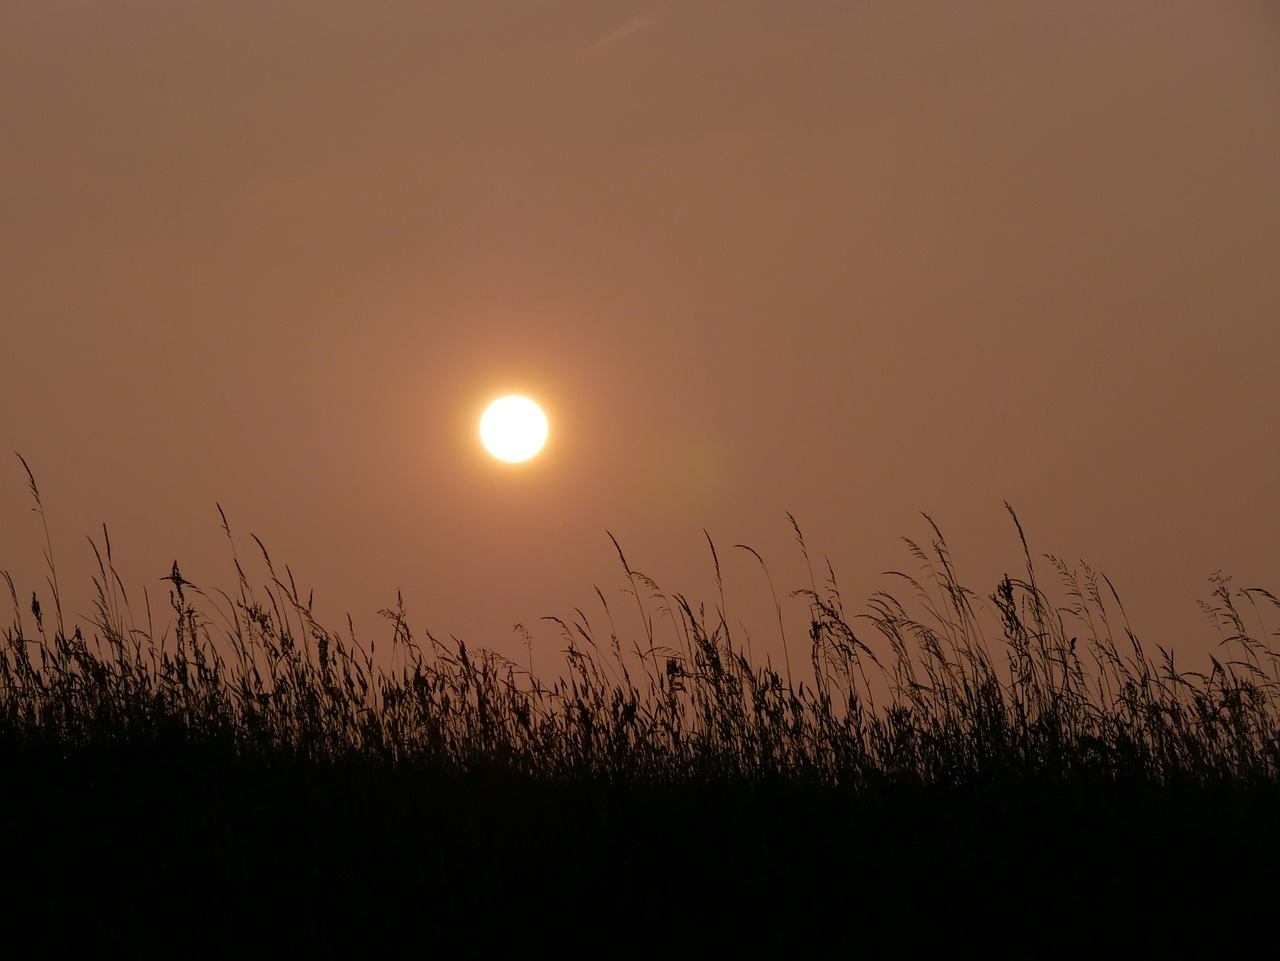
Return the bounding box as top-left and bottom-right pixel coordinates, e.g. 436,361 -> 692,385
5,738 -> 1276,957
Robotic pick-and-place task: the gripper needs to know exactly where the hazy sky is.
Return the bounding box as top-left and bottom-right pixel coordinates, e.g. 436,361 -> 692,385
3,2 -> 1278,678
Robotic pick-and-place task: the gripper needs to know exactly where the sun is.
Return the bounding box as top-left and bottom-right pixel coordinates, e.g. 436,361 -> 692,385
480,396 -> 548,462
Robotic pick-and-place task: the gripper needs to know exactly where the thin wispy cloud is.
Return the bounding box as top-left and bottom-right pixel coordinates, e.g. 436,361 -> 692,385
587,14 -> 656,53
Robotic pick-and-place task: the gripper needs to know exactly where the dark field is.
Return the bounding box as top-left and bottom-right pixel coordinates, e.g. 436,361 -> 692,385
4,486 -> 1277,954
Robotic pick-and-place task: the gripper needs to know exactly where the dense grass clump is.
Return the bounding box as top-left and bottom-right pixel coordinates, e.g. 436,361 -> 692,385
3,469 -> 1278,952
7,508 -> 1275,789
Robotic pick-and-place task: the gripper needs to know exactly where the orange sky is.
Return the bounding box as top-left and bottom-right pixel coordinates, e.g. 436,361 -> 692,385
3,2 -> 1278,680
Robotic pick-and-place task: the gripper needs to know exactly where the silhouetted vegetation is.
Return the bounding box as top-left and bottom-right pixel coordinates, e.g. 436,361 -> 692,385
4,459 -> 1277,953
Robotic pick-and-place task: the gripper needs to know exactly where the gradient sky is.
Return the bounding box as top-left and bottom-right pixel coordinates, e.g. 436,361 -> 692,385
3,2 -> 1278,680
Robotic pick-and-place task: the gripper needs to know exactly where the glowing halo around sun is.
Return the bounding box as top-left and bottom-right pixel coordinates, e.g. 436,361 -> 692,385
479,396 -> 548,462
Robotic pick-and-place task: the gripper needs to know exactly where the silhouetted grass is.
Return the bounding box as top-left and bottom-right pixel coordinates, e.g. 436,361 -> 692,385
3,460 -> 1277,953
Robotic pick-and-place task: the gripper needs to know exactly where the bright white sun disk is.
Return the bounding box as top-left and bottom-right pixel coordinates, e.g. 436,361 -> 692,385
480,396 -> 548,462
